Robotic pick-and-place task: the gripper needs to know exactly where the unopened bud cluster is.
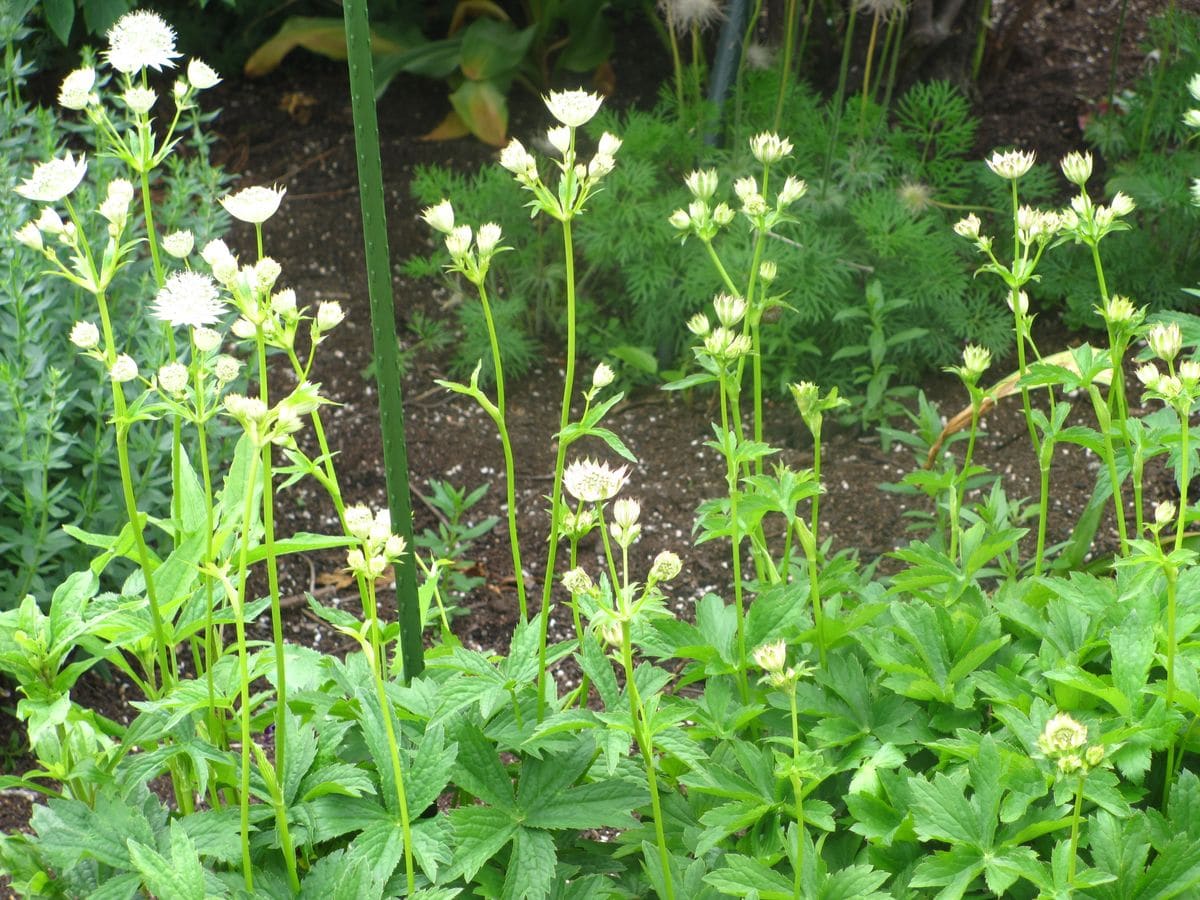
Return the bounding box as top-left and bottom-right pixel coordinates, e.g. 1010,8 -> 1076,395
752,639 -> 813,690
344,504 -> 408,580
1037,712 -> 1105,777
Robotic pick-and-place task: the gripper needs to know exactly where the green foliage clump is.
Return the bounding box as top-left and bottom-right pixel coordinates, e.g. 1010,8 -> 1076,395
0,39 -> 231,606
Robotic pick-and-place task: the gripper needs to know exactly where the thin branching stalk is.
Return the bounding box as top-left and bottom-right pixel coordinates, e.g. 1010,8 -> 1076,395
774,0 -> 800,130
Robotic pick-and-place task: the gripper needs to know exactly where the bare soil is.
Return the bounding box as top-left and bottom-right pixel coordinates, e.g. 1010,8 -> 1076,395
1,0 -> 1191,878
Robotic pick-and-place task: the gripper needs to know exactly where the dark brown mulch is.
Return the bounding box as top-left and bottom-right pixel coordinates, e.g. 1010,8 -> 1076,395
0,0 -> 1183,875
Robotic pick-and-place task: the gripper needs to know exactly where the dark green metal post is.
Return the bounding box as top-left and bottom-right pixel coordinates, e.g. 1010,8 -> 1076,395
342,0 -> 424,679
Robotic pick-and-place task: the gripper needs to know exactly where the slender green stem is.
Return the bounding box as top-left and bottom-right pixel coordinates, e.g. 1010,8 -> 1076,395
788,689 -> 805,893
252,329 -> 289,784
857,13 -> 881,138
1174,405 -> 1190,555
1067,773 -> 1086,884
620,621 -> 675,900
774,0 -> 800,131
229,444 -> 263,894
477,280 -> 528,619
1164,564 -> 1179,806
537,217 -> 579,720
719,369 -> 750,701
370,642 -> 416,893
1035,450 -> 1051,577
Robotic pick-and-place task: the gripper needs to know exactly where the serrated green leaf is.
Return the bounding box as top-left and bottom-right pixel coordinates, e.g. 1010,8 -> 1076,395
448,805 -> 519,882
501,827 -> 556,900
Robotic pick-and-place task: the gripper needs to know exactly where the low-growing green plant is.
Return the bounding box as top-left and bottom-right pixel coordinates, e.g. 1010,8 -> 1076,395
7,11 -> 1200,900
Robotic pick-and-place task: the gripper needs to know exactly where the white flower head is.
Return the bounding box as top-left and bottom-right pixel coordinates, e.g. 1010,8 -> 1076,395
1155,500 -> 1177,527
58,68 -> 96,110
157,362 -> 189,396
684,168 -> 719,200
544,89 -> 603,128
547,125 -> 571,156
99,179 -> 134,226
686,312 -> 710,336
316,301 -> 345,332
191,326 -> 221,352
1037,712 -> 1088,757
110,354 -> 139,383
220,185 -> 286,224
778,175 -> 807,206
15,152 -> 87,203
35,208 -> 65,235
345,504 -> 373,540
445,225 -> 472,260
954,213 -> 981,241
598,132 -> 622,157
712,293 -> 746,328
563,457 -> 629,503
152,270 -> 227,328
562,567 -> 594,595
1060,150 -> 1093,187
69,321 -> 100,350
499,139 -> 538,181
271,288 -> 297,316
1148,322 -> 1182,362
13,222 -> 42,251
122,86 -> 157,115
1008,290 -> 1030,316
649,550 -> 682,582
162,230 -> 194,259
659,0 -> 725,34
1135,362 -> 1160,388
1110,191 -> 1136,218
752,639 -> 787,673
201,238 -> 238,285
186,58 -> 221,90
213,355 -> 240,384
421,199 -> 455,234
592,361 -> 615,389
749,132 -> 793,164
231,317 -> 256,339
986,148 -> 1036,180
476,222 -> 503,256
105,10 -> 180,74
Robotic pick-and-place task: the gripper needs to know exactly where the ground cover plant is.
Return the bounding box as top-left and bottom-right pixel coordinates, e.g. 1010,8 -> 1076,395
4,7 -> 1200,900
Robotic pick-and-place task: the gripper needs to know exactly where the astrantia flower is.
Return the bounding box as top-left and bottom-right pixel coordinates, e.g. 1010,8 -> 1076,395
110,354 -> 139,383
58,68 -> 95,110
421,199 -> 455,234
592,362 -> 615,389
1038,713 -> 1088,757
954,212 -> 982,241
1148,322 -> 1182,362
220,185 -> 285,224
475,222 -> 502,256
157,362 -> 189,396
712,293 -> 746,327
547,125 -> 571,156
562,567 -> 594,595
99,179 -> 134,225
986,149 -> 1036,180
186,58 -> 220,90
105,11 -> 181,74
13,222 -> 42,251
563,458 -> 628,503
122,86 -> 157,115
162,230 -> 194,258
749,132 -> 792,164
684,169 -> 719,200
648,550 -> 681,582
69,321 -> 100,350
1060,150 -> 1093,187
544,89 -> 603,128
152,271 -> 226,328
499,139 -> 538,181
778,176 -> 807,206
752,639 -> 787,673
213,355 -> 240,384
192,326 -> 221,352
1155,500 -> 1177,527
961,344 -> 991,380
15,152 -> 87,202
315,301 -> 344,332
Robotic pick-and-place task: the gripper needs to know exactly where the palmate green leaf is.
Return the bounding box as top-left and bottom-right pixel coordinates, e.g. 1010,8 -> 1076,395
501,827 -> 556,900
125,821 -> 205,900
447,805 -> 519,883
454,722 -> 517,810
910,766 -> 983,846
910,844 -> 986,899
703,853 -> 794,898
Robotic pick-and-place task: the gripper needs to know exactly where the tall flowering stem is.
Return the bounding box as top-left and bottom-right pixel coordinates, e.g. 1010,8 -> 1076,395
343,0 -> 424,679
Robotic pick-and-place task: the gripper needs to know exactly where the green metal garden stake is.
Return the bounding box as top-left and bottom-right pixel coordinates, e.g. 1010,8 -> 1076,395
343,0 -> 424,679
